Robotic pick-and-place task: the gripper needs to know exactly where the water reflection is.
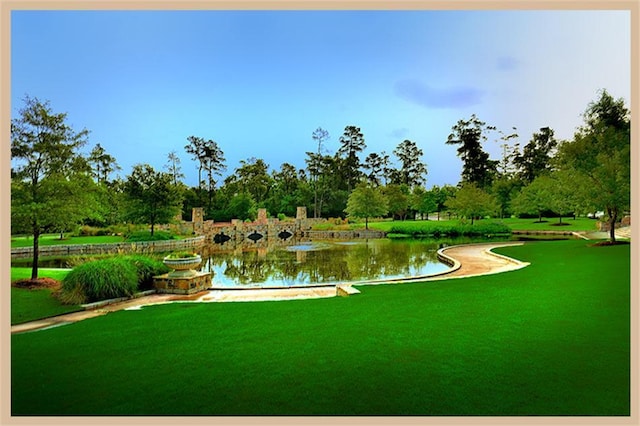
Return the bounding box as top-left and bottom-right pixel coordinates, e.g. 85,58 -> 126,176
200,239 -> 451,288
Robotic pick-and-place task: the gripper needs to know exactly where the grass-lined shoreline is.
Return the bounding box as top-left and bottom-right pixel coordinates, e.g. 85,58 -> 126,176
11,239 -> 630,415
365,217 -> 599,233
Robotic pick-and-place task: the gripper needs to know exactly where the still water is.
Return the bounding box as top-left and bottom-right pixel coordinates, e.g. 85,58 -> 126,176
200,239 -> 451,288
13,236 -> 525,287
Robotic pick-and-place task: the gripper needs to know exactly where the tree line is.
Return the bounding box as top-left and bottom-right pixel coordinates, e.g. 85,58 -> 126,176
11,89 -> 630,279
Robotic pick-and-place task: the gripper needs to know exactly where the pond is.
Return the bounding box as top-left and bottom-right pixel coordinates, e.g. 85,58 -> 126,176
13,234 -> 547,287
200,238 -> 452,288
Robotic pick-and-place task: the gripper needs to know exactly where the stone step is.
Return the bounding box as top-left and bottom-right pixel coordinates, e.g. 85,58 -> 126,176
336,285 -> 360,297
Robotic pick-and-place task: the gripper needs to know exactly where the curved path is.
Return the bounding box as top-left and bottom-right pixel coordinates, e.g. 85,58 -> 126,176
433,241 -> 529,279
11,242 -> 529,334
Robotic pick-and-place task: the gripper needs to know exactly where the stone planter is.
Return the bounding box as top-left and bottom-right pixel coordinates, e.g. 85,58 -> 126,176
163,255 -> 202,278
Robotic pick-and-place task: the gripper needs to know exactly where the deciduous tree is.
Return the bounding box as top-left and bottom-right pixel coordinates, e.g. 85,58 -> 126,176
445,183 -> 497,224
410,186 -> 437,220
510,175 -> 555,223
556,90 -> 630,243
11,96 -> 90,279
383,184 -> 410,221
123,164 -> 183,235
345,183 -> 388,229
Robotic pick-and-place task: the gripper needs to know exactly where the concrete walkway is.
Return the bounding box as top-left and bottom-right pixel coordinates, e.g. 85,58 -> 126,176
11,242 -> 529,334
431,241 -> 529,280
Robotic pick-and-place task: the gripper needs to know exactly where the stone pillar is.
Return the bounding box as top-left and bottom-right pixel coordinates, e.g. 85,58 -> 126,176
256,208 -> 268,225
296,206 -> 307,220
296,206 -> 308,233
192,207 -> 205,235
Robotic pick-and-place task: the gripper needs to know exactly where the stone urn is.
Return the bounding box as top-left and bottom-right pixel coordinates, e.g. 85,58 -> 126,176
163,254 -> 202,278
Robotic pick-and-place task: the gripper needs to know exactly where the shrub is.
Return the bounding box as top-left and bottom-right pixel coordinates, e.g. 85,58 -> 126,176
76,225 -> 100,236
105,224 -> 130,236
122,255 -> 170,290
59,258 -> 139,304
388,221 -> 511,237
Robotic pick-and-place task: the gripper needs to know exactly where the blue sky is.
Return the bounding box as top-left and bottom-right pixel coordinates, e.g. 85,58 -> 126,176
11,9 -> 631,188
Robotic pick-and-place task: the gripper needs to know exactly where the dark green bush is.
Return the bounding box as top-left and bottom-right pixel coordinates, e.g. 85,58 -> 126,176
388,221 -> 511,237
59,258 -> 139,304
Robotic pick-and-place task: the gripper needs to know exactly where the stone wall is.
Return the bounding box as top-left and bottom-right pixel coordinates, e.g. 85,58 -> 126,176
165,207 -> 335,248
154,271 -> 212,294
11,236 -> 206,259
300,230 -> 386,240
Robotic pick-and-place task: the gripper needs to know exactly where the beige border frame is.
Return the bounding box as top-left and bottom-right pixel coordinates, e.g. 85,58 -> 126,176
1,1 -> 638,425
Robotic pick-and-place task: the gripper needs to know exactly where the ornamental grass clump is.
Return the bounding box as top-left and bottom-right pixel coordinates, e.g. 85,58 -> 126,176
122,255 -> 170,290
59,258 -> 139,305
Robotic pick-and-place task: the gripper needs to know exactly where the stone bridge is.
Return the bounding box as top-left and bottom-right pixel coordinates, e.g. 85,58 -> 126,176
159,207 -> 386,250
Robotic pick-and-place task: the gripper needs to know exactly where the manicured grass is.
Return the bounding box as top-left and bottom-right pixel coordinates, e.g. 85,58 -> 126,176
386,221 -> 511,238
496,216 -> 599,232
10,268 -> 81,325
365,217 -> 599,233
10,239 -> 629,415
11,234 -> 125,248
11,288 -> 82,325
11,267 -> 70,283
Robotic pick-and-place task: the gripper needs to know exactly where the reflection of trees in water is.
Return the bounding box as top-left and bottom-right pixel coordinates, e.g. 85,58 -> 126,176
344,240 -> 440,279
200,239 -> 442,286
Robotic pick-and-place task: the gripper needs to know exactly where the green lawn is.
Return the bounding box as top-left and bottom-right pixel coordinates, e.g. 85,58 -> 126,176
11,267 -> 70,283
11,239 -> 630,416
496,216 -> 599,231
364,217 -> 599,233
11,234 -> 125,248
10,268 -> 81,325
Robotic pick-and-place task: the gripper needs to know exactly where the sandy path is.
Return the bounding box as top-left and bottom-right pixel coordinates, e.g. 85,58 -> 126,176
11,242 -> 529,334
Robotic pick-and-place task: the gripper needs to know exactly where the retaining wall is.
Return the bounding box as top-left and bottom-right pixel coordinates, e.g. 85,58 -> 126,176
299,230 -> 386,239
11,236 -> 206,259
